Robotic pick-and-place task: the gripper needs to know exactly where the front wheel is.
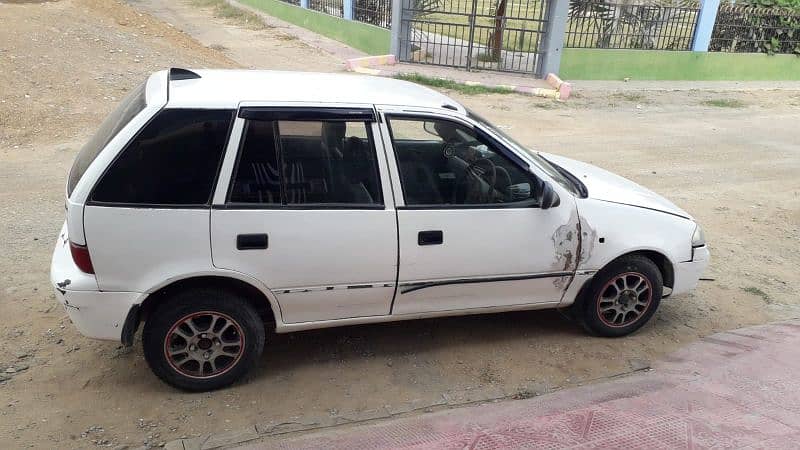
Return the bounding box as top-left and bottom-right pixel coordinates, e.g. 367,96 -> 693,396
142,289 -> 265,391
582,255 -> 663,337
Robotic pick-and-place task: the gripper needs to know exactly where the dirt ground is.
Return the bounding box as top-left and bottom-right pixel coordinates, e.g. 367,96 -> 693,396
1,0 -> 799,448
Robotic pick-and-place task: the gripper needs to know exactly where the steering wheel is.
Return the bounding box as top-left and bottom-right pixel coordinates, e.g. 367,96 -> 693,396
455,157 -> 497,204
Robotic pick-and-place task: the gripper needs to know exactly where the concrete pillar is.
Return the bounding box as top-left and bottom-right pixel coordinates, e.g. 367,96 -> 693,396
343,0 -> 354,20
691,0 -> 721,51
536,0 -> 569,78
390,0 -> 412,60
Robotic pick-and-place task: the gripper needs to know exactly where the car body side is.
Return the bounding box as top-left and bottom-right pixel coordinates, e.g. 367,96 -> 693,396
51,70 -> 709,343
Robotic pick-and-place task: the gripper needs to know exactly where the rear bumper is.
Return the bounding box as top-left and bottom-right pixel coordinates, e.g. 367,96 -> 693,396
51,220 -> 140,342
671,245 -> 710,297
53,288 -> 140,341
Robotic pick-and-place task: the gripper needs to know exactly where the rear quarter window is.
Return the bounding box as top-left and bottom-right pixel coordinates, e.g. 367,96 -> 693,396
91,109 -> 234,206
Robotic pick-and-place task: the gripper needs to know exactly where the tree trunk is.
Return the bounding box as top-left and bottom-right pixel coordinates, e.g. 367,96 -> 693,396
490,0 -> 508,60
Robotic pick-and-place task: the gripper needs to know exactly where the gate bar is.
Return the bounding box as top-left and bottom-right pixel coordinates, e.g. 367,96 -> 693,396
466,0 -> 478,71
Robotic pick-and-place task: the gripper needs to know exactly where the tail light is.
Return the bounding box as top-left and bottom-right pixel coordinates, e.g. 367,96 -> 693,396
69,241 -> 95,274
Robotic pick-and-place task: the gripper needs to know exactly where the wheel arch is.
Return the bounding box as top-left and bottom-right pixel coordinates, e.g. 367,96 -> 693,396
133,273 -> 281,339
632,250 -> 674,290
587,248 -> 675,289
572,248 -> 675,312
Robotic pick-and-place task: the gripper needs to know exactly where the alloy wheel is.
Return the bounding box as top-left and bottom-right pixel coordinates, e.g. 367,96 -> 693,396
163,311 -> 245,379
596,272 -> 653,328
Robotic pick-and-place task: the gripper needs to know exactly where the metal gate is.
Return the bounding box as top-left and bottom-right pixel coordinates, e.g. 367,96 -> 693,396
397,0 -> 549,73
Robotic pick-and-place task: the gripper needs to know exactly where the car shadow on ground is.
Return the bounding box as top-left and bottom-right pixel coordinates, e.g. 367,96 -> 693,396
251,309 -> 584,374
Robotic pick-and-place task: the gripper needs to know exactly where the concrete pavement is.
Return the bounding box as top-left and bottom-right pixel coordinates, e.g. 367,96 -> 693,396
241,320 -> 800,449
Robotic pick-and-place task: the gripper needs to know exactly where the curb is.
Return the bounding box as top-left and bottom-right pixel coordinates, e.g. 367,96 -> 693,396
545,73 -> 572,100
345,56 -> 572,100
344,54 -> 397,71
151,365 -> 652,450
151,383 -> 537,450
390,70 -> 563,100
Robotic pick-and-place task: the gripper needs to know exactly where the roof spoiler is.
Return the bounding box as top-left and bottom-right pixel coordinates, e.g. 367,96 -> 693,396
166,68 -> 201,103
169,68 -> 201,81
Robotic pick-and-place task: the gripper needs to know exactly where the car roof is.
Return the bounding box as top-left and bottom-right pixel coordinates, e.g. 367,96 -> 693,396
161,69 -> 466,113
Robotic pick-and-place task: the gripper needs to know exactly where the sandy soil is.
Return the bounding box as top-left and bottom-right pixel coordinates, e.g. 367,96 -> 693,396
1,0 -> 799,448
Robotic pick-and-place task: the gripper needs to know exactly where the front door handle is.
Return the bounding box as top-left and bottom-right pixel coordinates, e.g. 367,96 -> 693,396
237,233 -> 268,250
418,230 -> 443,246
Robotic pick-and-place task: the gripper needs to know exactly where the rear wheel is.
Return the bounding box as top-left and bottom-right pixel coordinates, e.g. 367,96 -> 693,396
142,289 -> 265,391
582,255 -> 663,337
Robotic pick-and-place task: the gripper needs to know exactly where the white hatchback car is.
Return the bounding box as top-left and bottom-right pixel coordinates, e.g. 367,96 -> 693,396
52,69 -> 709,391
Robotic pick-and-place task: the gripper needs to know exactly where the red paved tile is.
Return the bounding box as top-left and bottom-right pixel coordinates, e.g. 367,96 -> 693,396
245,320 -> 800,449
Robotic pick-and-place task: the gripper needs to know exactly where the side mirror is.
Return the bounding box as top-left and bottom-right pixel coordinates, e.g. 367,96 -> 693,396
423,121 -> 440,137
508,182 -> 532,201
539,182 -> 560,209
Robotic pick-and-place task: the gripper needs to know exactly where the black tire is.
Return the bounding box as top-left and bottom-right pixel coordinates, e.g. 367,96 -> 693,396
142,288 -> 265,391
582,255 -> 663,337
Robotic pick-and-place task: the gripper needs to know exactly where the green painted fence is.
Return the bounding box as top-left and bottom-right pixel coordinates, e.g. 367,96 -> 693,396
561,49 -> 800,80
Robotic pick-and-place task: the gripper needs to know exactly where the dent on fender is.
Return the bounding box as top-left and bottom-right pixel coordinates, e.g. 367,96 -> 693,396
550,208 -> 582,289
551,224 -> 575,272
551,211 -> 601,291
578,214 -> 598,266
551,208 -> 582,271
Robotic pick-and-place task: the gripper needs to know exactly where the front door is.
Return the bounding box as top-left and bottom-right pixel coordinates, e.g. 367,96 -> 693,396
211,107 -> 398,323
382,114 -> 579,315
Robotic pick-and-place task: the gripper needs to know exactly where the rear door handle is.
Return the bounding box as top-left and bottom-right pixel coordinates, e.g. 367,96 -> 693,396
418,230 -> 443,246
237,233 -> 268,250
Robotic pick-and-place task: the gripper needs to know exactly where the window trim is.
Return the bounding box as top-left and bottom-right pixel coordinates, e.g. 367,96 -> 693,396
384,114 -> 542,210
205,110 -> 241,208
86,108 -> 236,209
225,111 -> 386,210
239,107 -> 376,122
87,201 -> 212,210
395,200 -> 540,211
213,203 -> 386,211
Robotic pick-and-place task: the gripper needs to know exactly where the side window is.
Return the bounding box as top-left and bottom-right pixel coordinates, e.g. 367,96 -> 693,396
229,120 -> 281,204
229,119 -> 383,206
91,109 -> 233,205
387,117 -> 539,207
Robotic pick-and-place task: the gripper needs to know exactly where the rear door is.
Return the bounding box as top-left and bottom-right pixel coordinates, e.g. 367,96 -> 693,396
379,110 -> 580,315
210,106 -> 399,324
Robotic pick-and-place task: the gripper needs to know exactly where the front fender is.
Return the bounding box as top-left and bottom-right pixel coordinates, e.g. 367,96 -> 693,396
576,198 -> 695,272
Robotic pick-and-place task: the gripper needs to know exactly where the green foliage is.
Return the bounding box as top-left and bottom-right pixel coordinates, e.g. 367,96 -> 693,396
411,0 -> 443,17
611,92 -> 648,102
742,286 -> 771,302
477,52 -> 501,63
568,0 -> 696,50
743,0 -> 800,10
702,98 -> 746,108
394,73 -> 515,95
711,4 -> 800,55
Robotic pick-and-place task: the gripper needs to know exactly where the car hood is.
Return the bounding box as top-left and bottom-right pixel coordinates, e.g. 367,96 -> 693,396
541,153 -> 692,220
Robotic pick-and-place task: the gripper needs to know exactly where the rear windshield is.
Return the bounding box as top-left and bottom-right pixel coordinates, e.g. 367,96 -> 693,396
67,82 -> 147,196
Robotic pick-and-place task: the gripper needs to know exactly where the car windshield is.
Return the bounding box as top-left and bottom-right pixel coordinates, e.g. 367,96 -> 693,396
67,81 -> 147,196
466,109 -> 580,195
